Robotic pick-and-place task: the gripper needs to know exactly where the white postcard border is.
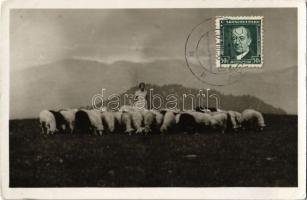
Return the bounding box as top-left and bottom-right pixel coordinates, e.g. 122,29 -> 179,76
1,0 -> 306,199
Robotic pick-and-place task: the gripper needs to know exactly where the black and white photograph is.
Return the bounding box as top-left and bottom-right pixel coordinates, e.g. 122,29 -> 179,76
1,0 -> 306,199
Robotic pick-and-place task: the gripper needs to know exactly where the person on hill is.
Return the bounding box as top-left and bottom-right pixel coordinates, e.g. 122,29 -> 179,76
134,82 -> 149,110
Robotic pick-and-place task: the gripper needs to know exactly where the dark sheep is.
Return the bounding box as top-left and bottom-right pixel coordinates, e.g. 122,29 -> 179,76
49,110 -> 68,134
74,110 -> 92,134
177,113 -> 198,134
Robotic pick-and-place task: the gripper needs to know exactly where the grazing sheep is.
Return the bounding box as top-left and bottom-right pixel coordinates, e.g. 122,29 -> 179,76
160,109 -> 178,133
130,110 -> 145,134
189,111 -> 212,127
142,110 -> 165,135
241,109 -> 266,131
49,110 -> 69,134
233,111 -> 243,125
210,112 -> 230,133
177,112 -> 197,133
178,111 -> 213,133
143,109 -> 164,134
119,105 -> 145,134
39,110 -> 57,135
113,111 -> 122,124
143,110 -> 156,135
152,110 -> 164,130
60,109 -> 78,133
227,110 -> 243,131
101,111 -> 116,133
75,109 -> 104,135
74,110 -> 92,134
121,111 -> 134,135
86,109 -> 104,135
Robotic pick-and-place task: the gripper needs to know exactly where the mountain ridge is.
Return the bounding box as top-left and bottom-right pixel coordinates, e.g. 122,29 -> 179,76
10,58 -> 296,118
99,83 -> 286,115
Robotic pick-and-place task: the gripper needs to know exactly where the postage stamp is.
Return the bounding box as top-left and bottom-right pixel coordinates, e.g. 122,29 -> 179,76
216,16 -> 263,68
185,18 -> 246,86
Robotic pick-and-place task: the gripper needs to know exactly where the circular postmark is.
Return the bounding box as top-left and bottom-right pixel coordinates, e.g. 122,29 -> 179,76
185,18 -> 245,86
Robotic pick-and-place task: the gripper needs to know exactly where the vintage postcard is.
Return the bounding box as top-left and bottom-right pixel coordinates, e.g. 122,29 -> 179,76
1,0 -> 306,199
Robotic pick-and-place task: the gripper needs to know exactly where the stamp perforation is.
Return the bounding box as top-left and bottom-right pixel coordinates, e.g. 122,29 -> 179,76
215,16 -> 264,68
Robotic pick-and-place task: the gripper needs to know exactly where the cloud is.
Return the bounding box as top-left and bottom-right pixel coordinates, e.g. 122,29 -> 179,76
10,9 -> 297,73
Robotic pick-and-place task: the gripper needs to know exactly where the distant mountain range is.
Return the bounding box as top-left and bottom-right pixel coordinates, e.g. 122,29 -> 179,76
100,84 -> 286,115
10,58 -> 296,118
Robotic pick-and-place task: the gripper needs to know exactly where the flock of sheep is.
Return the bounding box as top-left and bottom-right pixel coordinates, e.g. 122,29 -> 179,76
39,105 -> 266,135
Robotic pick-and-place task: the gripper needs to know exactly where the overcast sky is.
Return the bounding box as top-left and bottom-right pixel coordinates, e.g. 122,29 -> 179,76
11,8 -> 297,71
9,9 -> 298,117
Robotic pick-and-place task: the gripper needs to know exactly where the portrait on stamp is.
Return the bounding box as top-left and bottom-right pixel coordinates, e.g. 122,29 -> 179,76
230,26 -> 254,60
216,16 -> 263,68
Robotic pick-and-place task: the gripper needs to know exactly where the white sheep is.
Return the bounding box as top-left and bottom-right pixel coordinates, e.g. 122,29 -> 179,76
151,110 -> 164,129
48,110 -> 70,134
101,111 -> 116,133
39,110 -> 57,135
119,105 -> 145,134
210,112 -> 229,133
188,111 -> 212,127
227,110 -> 243,131
130,110 -> 145,134
241,109 -> 266,131
175,113 -> 181,125
160,109 -> 178,133
143,110 -> 155,135
113,111 -> 122,124
121,111 -> 134,135
81,109 -> 104,135
143,110 -> 165,135
59,109 -> 78,133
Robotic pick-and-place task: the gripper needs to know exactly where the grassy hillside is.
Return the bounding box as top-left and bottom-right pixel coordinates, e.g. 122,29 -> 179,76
10,114 -> 297,187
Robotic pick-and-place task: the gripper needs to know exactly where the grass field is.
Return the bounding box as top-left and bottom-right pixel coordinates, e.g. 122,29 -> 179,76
9,114 -> 297,187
